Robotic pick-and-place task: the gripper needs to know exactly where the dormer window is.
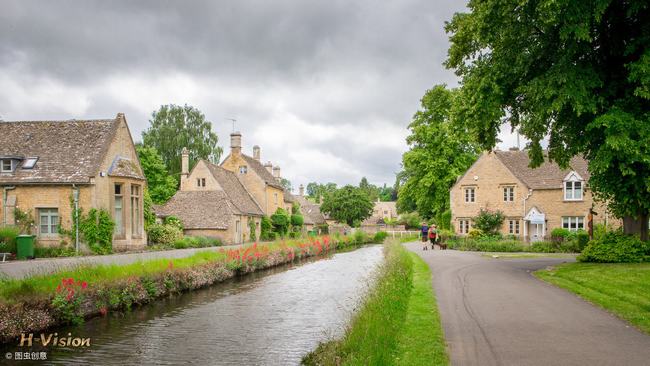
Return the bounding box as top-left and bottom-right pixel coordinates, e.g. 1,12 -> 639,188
239,165 -> 248,174
564,171 -> 584,201
1,159 -> 12,173
22,157 -> 38,169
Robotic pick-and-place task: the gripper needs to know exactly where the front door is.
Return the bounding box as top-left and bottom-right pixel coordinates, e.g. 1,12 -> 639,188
235,220 -> 242,244
530,223 -> 543,241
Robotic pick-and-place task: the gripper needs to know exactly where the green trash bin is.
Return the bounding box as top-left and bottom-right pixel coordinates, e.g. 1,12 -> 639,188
16,235 -> 35,260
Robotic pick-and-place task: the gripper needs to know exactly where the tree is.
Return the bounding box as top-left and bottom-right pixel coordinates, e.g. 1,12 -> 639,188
397,85 -> 480,219
270,208 -> 290,237
359,177 -> 380,202
306,182 -> 338,202
472,209 -> 505,236
321,185 -> 374,227
142,104 -> 223,180
280,178 -> 292,192
445,1 -> 650,239
136,145 -> 178,204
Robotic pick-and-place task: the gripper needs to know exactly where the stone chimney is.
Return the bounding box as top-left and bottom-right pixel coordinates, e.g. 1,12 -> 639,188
264,161 -> 273,174
181,147 -> 189,190
253,145 -> 261,161
299,184 -> 304,196
230,132 -> 242,156
273,166 -> 281,179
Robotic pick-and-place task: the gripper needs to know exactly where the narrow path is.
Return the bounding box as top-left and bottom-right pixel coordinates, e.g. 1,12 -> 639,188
0,243 -> 254,279
405,242 -> 650,366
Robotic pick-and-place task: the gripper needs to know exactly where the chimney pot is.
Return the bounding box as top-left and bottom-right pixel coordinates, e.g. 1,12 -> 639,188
272,165 -> 281,179
299,184 -> 304,196
181,147 -> 189,190
264,161 -> 273,174
253,145 -> 260,161
230,132 -> 242,156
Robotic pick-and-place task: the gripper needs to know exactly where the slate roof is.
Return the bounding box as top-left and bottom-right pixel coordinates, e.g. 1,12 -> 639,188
494,150 -> 589,190
0,118 -> 126,184
283,189 -> 295,203
203,161 -> 264,216
158,191 -> 232,230
238,154 -> 285,189
294,195 -> 326,225
108,156 -> 144,180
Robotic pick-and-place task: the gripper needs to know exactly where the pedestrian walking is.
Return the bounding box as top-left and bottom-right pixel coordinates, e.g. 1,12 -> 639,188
429,225 -> 438,249
421,222 -> 429,251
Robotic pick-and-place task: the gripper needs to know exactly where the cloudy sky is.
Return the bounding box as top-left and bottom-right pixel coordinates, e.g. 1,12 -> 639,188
0,0 -> 519,190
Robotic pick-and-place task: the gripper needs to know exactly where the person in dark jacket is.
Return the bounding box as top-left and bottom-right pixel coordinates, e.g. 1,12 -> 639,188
421,222 -> 429,250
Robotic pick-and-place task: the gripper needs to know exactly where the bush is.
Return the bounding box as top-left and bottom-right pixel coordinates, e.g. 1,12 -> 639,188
352,230 -> 368,245
373,231 -> 388,243
398,212 -> 421,229
291,214 -> 304,227
164,216 -> 183,231
551,228 -> 571,241
438,229 -> 456,242
260,216 -> 273,240
467,228 -> 483,239
147,224 -> 183,246
435,210 -> 452,231
271,208 -> 290,237
472,209 -> 505,235
34,244 -> 77,258
529,240 -> 579,253
80,209 -> 115,255
569,230 -> 590,252
593,223 -> 608,240
578,231 -> 650,263
0,225 -> 20,254
446,237 -> 524,252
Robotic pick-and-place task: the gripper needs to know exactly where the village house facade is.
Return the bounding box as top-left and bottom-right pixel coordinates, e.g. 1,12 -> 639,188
158,149 -> 264,244
220,133 -> 285,217
450,149 -> 616,241
0,113 -> 147,250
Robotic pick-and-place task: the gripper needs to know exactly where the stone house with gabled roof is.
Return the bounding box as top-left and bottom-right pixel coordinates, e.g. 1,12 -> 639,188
450,149 -> 617,241
0,113 -> 147,250
220,132 -> 285,217
159,152 -> 264,244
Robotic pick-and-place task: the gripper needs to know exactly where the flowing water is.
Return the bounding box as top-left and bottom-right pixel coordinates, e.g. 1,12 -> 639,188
1,245 -> 384,365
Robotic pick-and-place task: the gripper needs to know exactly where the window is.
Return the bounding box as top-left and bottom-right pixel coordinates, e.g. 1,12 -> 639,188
22,158 -> 38,169
131,184 -> 141,236
562,216 -> 585,231
564,181 -> 583,200
1,159 -> 12,173
464,187 -> 475,203
38,208 -> 59,236
114,184 -> 123,236
274,193 -> 278,204
508,220 -> 520,235
239,165 -> 248,174
503,186 -> 515,202
196,178 -> 206,187
459,219 -> 470,234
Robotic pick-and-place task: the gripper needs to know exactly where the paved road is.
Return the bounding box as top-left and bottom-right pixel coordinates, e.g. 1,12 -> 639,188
405,242 -> 650,366
0,243 -> 249,279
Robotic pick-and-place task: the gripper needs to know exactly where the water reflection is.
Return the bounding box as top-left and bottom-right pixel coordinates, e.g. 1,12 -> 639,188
1,245 -> 383,365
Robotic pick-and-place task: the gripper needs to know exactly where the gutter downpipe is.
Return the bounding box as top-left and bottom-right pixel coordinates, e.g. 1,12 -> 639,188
72,184 -> 80,253
3,186 -> 16,226
523,189 -> 533,240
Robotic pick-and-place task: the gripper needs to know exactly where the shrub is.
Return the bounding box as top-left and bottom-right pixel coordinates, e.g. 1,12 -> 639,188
593,223 -> 608,240
260,216 -> 273,240
271,208 -> 291,237
13,208 -> 35,235
34,244 -> 77,258
164,216 -> 183,231
248,219 -> 257,242
0,225 -> 20,254
373,231 -> 388,243
435,209 -> 452,231
147,224 -> 183,246
578,231 -> 650,263
438,229 -> 456,242
471,209 -> 505,235
551,228 -> 571,241
352,230 -> 368,245
80,209 -> 115,255
569,230 -> 590,252
467,228 -> 483,239
291,214 -> 304,227
398,212 -> 421,229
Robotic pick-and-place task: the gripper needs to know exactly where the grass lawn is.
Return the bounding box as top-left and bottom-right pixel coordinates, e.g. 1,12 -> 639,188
303,241 -> 448,365
535,262 -> 650,334
482,253 -> 576,259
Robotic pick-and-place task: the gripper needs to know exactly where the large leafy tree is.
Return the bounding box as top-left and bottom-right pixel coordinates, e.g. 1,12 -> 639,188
445,0 -> 650,239
397,85 -> 480,219
306,182 -> 338,202
136,145 -> 177,204
359,177 -> 380,202
321,185 -> 374,227
142,104 -> 223,179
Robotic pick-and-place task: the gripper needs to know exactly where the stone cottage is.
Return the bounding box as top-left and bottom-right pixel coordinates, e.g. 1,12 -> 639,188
450,149 -> 616,240
220,133 -> 285,217
0,113 -> 147,250
158,150 -> 264,244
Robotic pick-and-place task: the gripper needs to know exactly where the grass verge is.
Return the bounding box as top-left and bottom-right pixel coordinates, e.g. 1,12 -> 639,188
535,262 -> 650,333
303,240 -> 448,365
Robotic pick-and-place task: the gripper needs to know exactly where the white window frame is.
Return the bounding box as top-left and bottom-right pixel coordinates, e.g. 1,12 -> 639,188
464,187 -> 476,203
562,216 -> 585,231
1,159 -> 12,173
563,172 -> 584,201
508,219 -> 520,235
503,186 -> 515,202
22,158 -> 38,169
38,208 -> 59,236
131,184 -> 142,237
114,184 -> 124,237
459,219 -> 470,234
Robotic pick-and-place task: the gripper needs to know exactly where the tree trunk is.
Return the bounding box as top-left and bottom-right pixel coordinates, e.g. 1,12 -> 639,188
623,213 -> 649,241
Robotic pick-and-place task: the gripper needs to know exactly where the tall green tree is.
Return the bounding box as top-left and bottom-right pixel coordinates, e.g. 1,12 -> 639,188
136,145 -> 177,204
397,85 -> 480,219
321,185 -> 374,227
359,177 -> 380,202
445,0 -> 650,239
306,182 -> 338,202
142,104 -> 223,180
280,178 -> 292,192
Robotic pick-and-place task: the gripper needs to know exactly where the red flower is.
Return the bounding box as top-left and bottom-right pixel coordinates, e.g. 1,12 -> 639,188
99,307 -> 108,316
81,281 -> 88,289
56,285 -> 62,292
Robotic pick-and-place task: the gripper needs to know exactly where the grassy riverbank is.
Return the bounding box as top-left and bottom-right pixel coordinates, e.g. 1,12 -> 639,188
303,241 -> 448,365
536,263 -> 650,334
0,233 -> 381,342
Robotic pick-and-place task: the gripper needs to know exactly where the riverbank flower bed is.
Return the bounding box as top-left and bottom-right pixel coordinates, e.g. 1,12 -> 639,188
0,233 -> 379,343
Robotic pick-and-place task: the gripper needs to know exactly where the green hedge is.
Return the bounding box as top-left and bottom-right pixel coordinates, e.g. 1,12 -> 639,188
0,226 -> 19,254
578,231 -> 650,263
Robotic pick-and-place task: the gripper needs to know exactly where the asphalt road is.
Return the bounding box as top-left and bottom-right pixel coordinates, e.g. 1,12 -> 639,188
405,242 -> 650,366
